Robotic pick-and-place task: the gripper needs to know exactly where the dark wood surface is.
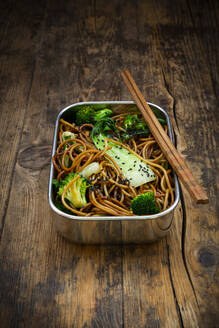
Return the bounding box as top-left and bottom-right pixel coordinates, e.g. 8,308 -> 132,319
0,0 -> 218,327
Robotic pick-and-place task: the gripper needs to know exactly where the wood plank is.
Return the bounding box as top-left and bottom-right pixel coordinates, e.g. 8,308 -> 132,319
0,0 -> 218,327
119,1 -> 202,327
152,0 -> 219,326
0,1 -> 47,237
0,1 -> 124,327
187,0 -> 219,96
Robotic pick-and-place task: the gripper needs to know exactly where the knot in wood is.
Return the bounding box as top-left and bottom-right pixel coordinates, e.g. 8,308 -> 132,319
18,145 -> 52,170
198,247 -> 216,267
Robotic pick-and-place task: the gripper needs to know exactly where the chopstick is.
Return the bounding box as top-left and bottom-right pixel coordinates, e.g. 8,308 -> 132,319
121,70 -> 209,204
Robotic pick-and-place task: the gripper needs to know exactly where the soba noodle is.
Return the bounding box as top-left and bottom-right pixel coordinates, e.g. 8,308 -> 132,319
52,114 -> 175,216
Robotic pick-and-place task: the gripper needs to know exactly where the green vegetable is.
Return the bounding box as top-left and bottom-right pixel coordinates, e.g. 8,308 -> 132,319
123,114 -> 139,130
54,199 -> 72,214
122,114 -> 166,140
76,106 -> 95,125
91,117 -> 119,137
122,114 -> 149,140
75,105 -> 112,125
55,173 -> 90,208
93,108 -> 112,121
62,131 -> 84,157
157,118 -> 166,126
62,131 -> 75,141
62,131 -> 75,155
130,192 -> 159,215
80,162 -> 100,179
52,178 -> 60,191
61,131 -> 76,166
91,118 -> 156,188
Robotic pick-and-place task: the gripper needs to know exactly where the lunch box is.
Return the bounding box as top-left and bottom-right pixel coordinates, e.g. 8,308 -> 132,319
49,101 -> 180,244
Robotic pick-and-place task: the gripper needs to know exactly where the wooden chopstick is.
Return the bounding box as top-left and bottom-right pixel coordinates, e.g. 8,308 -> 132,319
121,70 -> 209,204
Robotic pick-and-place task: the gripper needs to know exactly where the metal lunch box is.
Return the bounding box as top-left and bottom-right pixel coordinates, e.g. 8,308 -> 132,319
49,101 -> 180,244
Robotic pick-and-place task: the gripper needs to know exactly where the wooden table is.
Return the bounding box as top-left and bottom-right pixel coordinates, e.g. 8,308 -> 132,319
0,1 -> 218,327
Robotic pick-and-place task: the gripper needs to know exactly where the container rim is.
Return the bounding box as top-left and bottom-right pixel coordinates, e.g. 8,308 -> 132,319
49,101 -> 180,221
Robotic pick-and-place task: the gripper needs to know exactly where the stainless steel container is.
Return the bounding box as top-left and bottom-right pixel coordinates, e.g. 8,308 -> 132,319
49,101 -> 180,244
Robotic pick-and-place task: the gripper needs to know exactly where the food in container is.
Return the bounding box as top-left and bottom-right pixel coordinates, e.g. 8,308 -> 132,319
49,101 -> 179,244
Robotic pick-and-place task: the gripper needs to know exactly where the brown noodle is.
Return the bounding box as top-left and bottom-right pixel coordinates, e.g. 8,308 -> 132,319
52,115 -> 175,216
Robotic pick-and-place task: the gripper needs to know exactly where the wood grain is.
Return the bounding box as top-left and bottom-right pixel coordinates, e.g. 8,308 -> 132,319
152,1 -> 219,326
0,0 -> 218,327
0,0 -> 47,237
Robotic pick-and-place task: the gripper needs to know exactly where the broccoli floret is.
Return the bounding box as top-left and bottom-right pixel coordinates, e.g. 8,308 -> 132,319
130,192 -> 159,215
75,106 -> 95,125
56,173 -> 90,208
123,114 -> 139,130
93,108 -> 112,121
122,114 -> 149,140
122,114 -> 167,140
75,106 -> 112,125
